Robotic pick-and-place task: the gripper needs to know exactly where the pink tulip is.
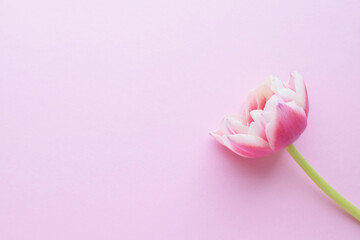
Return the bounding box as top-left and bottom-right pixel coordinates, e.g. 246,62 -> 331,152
211,72 -> 360,222
211,72 -> 309,158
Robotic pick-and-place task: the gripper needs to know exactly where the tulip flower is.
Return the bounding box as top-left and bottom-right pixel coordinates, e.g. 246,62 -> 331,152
211,72 -> 360,222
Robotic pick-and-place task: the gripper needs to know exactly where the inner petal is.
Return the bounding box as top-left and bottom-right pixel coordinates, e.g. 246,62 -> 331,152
277,88 -> 297,102
224,115 -> 249,134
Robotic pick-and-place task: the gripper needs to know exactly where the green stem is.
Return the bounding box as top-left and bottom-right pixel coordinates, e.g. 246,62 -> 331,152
286,144 -> 360,222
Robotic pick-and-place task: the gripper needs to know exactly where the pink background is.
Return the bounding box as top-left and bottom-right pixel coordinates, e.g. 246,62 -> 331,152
1,0 -> 360,239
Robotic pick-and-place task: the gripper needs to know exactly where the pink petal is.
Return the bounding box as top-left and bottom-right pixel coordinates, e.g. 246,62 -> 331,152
210,131 -> 258,157
265,101 -> 307,151
227,134 -> 272,158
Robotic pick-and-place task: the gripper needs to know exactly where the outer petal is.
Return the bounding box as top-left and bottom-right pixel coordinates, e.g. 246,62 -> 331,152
210,115 -> 251,157
210,131 -> 260,157
265,101 -> 307,151
227,134 -> 272,158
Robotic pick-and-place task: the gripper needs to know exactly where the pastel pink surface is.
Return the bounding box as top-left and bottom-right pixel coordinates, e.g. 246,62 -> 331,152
1,0 -> 360,239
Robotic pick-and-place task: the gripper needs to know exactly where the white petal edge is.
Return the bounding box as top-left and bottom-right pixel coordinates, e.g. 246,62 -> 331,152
250,110 -> 263,122
277,88 -> 297,102
291,72 -> 307,111
269,75 -> 284,93
224,116 -> 249,134
228,134 -> 270,148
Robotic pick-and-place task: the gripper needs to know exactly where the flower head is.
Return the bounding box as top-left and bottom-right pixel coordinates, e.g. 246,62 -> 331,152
211,72 -> 309,158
